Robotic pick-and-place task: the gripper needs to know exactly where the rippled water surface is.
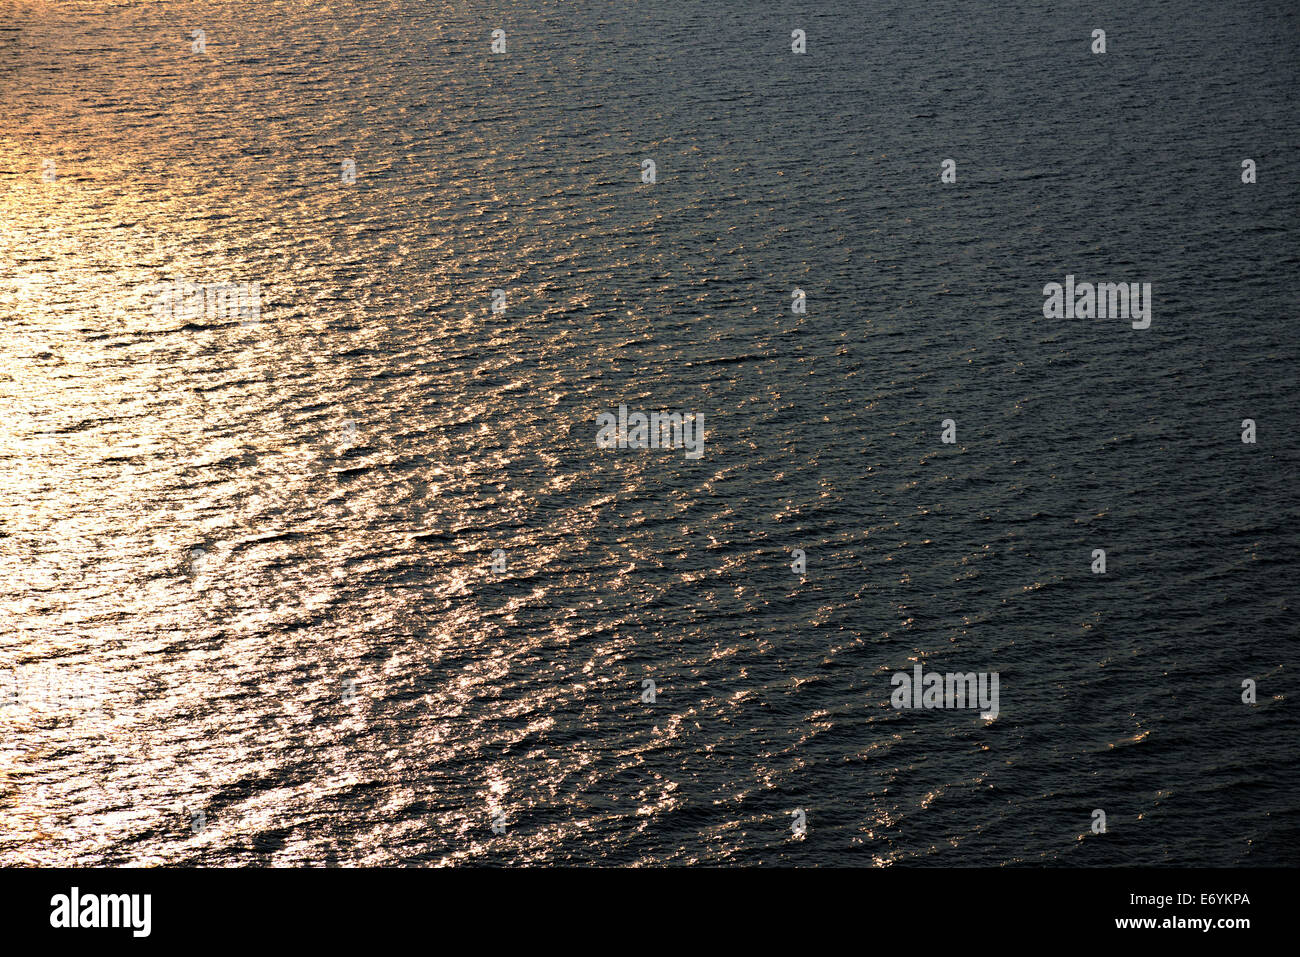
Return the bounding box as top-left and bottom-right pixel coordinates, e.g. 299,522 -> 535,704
1,0 -> 1298,865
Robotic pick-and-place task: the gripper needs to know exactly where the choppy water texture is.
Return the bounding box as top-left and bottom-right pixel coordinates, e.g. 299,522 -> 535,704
1,0 -> 1298,866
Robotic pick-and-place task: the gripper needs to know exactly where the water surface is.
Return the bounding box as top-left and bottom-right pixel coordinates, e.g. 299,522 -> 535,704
1,0 -> 1297,865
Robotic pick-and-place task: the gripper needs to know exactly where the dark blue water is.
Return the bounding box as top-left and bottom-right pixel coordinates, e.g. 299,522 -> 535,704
0,0 -> 1296,865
